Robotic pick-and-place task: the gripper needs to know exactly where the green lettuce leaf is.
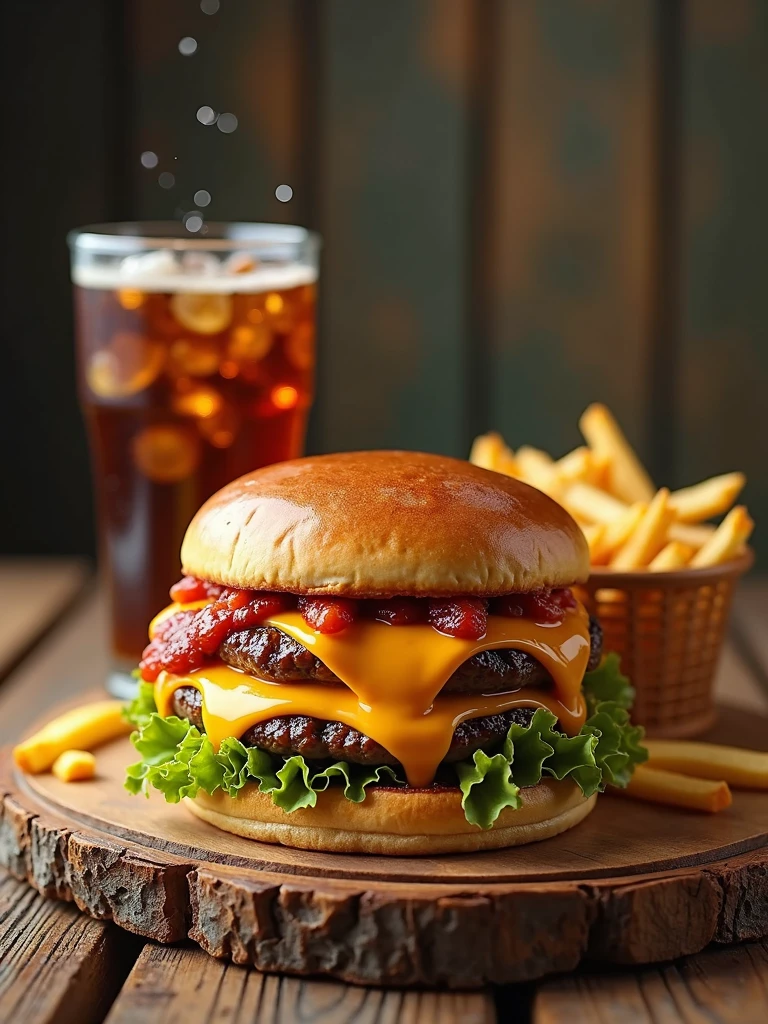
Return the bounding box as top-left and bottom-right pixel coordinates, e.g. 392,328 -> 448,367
123,679 -> 158,729
453,655 -> 647,826
124,705 -> 403,812
124,651 -> 647,829
583,652 -> 635,709
457,750 -> 521,829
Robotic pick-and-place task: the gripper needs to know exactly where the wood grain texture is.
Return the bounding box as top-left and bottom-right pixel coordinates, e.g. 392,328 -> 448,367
678,0 -> 768,567
316,0 -> 471,457
533,940 -> 768,1024
4,704 -> 768,987
0,870 -> 138,1024
715,642 -> 768,714
0,588 -> 108,746
105,942 -> 496,1024
732,581 -> 768,688
0,559 -> 88,682
486,0 -> 654,461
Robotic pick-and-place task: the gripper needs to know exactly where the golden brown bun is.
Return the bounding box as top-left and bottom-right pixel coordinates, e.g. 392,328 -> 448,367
181,451 -> 588,597
184,780 -> 595,855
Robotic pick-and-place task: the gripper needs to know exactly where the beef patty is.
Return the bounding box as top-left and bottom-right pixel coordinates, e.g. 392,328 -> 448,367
216,615 -> 603,693
169,616 -> 602,768
172,684 -> 537,766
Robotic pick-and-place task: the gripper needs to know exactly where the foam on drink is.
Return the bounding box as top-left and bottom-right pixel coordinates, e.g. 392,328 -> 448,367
72,250 -> 317,294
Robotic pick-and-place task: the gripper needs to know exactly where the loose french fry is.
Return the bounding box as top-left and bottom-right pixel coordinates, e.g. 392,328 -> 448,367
469,432 -> 516,475
690,506 -> 754,568
623,764 -> 732,813
515,446 -> 562,498
52,749 -> 96,782
579,403 -> 655,504
644,740 -> 768,789
581,523 -> 607,562
611,488 -> 676,569
669,472 -> 746,523
649,540 -> 694,571
564,482 -> 628,524
13,701 -> 131,775
668,521 -> 716,548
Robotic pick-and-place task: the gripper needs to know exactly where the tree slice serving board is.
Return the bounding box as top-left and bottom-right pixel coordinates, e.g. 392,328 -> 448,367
2,703 -> 768,989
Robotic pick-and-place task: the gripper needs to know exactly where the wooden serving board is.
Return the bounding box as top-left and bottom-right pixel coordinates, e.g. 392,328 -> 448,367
2,703 -> 768,989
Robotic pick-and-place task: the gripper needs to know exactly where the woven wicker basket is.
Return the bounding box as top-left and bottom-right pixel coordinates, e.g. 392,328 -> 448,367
577,550 -> 754,738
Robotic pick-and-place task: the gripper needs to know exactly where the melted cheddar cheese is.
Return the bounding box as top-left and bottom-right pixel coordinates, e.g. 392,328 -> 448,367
153,604 -> 591,788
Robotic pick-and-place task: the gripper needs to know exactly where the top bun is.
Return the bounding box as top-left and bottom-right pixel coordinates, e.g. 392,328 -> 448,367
181,451 -> 589,597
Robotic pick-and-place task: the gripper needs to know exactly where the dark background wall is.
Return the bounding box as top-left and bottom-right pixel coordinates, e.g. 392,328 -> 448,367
1,0 -> 766,563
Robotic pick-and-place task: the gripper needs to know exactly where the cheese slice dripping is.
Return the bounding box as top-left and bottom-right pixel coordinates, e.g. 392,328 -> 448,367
154,604 -> 591,788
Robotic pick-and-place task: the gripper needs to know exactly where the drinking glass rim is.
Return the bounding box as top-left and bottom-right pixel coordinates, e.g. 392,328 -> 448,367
68,221 -> 320,255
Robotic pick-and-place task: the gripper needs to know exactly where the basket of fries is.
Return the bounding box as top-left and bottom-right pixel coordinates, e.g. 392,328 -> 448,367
471,404 -> 755,738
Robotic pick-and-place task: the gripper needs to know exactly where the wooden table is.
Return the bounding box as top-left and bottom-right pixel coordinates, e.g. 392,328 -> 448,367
1,559 -> 767,1024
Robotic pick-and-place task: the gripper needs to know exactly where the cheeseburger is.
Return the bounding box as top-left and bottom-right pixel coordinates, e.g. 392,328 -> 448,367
125,451 -> 645,854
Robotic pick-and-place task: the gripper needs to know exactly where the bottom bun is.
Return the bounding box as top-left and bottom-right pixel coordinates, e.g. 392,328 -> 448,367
184,780 -> 596,855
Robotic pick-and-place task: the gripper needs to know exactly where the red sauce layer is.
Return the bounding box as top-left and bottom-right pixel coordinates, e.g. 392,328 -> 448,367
139,576 -> 576,682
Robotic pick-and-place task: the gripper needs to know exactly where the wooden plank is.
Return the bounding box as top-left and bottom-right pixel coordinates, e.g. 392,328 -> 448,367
0,587 -> 107,746
677,1 -> 768,567
486,0 -> 655,462
715,644 -> 768,714
317,0 -> 471,456
532,940 -> 768,1024
0,871 -> 138,1024
0,559 -> 89,682
0,0 -> 112,558
732,580 -> 768,684
104,943 -> 497,1024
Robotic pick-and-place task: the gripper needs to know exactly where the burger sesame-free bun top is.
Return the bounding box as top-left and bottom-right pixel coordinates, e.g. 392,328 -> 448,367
181,450 -> 589,598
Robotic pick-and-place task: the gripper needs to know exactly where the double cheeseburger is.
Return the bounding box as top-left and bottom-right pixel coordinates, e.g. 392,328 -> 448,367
126,451 -> 645,854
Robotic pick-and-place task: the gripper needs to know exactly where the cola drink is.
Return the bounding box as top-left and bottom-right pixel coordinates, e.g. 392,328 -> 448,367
69,224 -> 320,694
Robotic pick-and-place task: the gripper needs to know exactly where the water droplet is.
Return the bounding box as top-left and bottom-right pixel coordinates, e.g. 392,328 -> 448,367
196,105 -> 217,126
194,189 -> 212,207
183,212 -> 204,233
275,184 -> 293,203
217,112 -> 238,134
158,171 -> 176,189
140,151 -> 158,169
179,36 -> 198,56
200,0 -> 220,13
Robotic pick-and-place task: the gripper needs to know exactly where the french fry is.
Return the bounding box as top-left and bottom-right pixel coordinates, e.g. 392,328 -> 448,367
579,403 -> 655,504
610,488 -> 676,569
554,447 -> 593,485
588,451 -> 612,489
690,506 -> 754,568
564,482 -> 628,524
13,701 -> 131,775
649,540 -> 695,571
52,749 -> 96,782
668,522 -> 716,549
593,502 -> 647,565
644,740 -> 768,789
623,764 -> 732,813
466,405 -> 753,574
669,472 -> 746,523
515,446 -> 562,498
469,432 -> 516,475
581,523 -> 607,562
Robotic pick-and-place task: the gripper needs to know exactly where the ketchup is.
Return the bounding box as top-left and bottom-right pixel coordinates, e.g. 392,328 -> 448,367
139,577 -> 576,681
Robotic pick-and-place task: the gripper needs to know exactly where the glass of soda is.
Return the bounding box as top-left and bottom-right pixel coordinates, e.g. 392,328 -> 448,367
68,222 -> 320,696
